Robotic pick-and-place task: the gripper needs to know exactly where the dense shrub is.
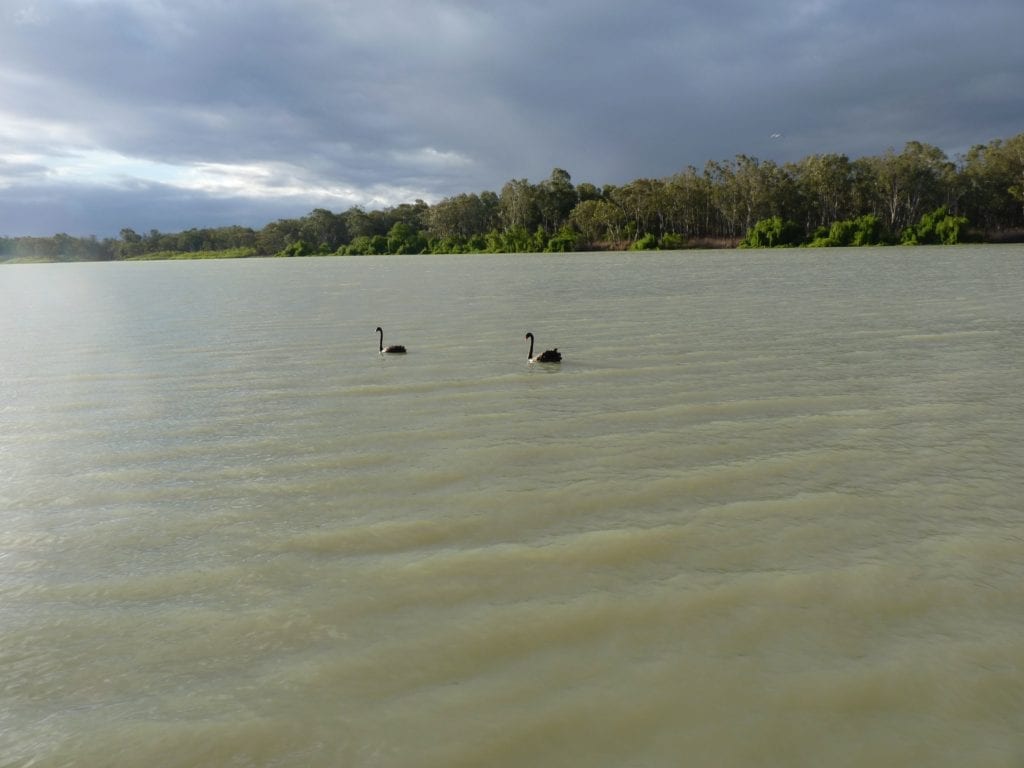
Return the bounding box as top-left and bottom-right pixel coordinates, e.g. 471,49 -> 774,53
658,233 -> 687,250
739,216 -> 804,248
545,226 -> 579,252
807,214 -> 884,247
629,233 -> 658,250
901,207 -> 970,245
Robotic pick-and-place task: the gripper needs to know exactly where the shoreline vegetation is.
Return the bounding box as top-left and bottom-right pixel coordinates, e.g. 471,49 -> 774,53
3,133 -> 1023,264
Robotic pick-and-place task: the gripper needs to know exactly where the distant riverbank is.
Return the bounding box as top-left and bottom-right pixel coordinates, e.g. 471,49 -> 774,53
6,231 -> 1024,264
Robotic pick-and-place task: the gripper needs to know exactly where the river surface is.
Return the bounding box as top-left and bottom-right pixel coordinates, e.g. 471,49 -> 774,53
2,247 -> 1023,767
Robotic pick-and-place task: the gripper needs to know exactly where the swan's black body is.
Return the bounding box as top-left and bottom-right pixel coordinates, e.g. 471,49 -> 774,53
376,327 -> 406,354
525,332 -> 561,363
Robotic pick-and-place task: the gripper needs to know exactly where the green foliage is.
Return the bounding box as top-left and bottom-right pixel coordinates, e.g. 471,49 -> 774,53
959,135 -> 1024,233
427,235 -> 466,254
850,214 -> 884,245
537,168 -> 578,233
343,235 -> 389,255
483,229 -> 505,253
807,214 -> 884,247
900,206 -> 970,245
276,240 -> 313,257
386,222 -> 427,254
427,233 -> 491,254
658,233 -> 687,250
531,226 -> 549,252
793,153 -> 855,230
498,225 -> 534,253
465,233 -> 489,253
545,226 -> 579,252
629,233 -> 659,250
498,179 -> 540,234
739,216 -> 804,248
568,198 -> 625,246
427,192 -> 499,242
299,209 -> 348,252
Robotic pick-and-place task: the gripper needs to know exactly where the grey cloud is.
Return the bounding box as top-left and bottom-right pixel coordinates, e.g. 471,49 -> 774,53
1,0 -> 1022,237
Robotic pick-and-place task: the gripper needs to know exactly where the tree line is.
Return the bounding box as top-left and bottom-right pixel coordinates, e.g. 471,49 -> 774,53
3,132 -> 1023,262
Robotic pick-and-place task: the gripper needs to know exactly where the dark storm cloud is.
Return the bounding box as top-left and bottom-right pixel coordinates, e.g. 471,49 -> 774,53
1,0 -> 1021,237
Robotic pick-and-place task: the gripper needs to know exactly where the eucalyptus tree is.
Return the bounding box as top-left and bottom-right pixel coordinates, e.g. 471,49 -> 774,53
959,133 -> 1024,233
898,141 -> 957,226
568,198 -> 627,246
114,228 -> 145,259
958,144 -> 1000,232
608,178 -> 666,240
755,158 -> 802,225
427,194 -> 470,240
657,177 -> 690,239
575,181 -> 602,203
499,178 -> 541,233
663,167 -> 714,238
343,206 -> 388,240
426,192 -> 499,240
478,191 -> 500,231
705,159 -> 743,238
730,155 -> 796,234
790,153 -> 855,231
1008,133 -> 1024,225
708,155 -> 800,239
299,208 -> 348,252
386,222 -> 427,254
855,142 -> 955,235
567,199 -> 603,246
386,200 -> 431,232
256,218 -> 303,255
597,199 -> 628,243
535,168 -> 578,234
215,225 -> 258,251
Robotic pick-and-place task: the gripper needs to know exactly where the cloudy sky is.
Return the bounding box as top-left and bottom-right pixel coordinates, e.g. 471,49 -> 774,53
2,0 -> 1022,238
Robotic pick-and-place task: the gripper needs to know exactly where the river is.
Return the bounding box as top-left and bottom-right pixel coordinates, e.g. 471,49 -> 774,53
2,246 -> 1023,766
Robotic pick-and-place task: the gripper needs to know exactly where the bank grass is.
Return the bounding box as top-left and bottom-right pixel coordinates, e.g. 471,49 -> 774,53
127,247 -> 258,261
1,255 -> 56,264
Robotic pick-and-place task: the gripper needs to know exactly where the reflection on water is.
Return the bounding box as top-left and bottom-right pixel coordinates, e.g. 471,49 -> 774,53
2,247 -> 1023,766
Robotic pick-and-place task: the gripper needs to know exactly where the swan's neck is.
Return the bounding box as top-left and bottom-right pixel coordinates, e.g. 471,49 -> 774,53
527,337 -> 534,359
378,329 -> 384,352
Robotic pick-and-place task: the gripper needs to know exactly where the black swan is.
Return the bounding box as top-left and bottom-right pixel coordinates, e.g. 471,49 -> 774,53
376,327 -> 407,354
525,332 -> 561,363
